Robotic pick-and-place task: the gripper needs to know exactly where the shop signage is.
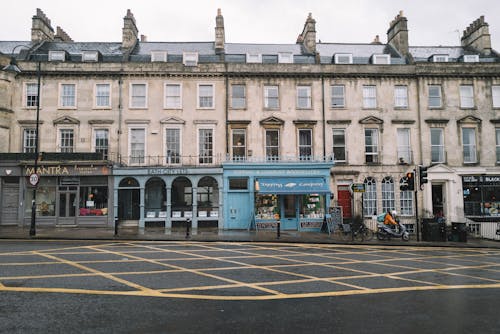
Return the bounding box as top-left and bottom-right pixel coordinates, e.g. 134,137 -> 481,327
256,222 -> 278,230
25,165 -> 110,176
257,177 -> 330,194
300,221 -> 323,228
149,168 -> 189,175
351,183 -> 365,192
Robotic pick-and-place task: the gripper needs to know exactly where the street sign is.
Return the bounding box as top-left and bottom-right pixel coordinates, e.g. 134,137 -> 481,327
351,183 -> 365,193
29,173 -> 40,186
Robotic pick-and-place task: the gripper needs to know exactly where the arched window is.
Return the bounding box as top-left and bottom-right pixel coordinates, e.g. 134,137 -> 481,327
363,177 -> 377,216
399,177 -> 414,216
119,177 -> 139,188
145,178 -> 166,216
382,177 -> 395,213
171,177 -> 192,218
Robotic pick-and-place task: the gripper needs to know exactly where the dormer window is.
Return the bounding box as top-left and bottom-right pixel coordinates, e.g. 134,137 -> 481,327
151,51 -> 167,62
333,54 -> 353,64
278,52 -> 293,63
183,52 -> 198,66
372,54 -> 391,64
49,51 -> 66,62
246,53 -> 262,63
431,54 -> 449,63
463,54 -> 479,63
82,51 -> 99,62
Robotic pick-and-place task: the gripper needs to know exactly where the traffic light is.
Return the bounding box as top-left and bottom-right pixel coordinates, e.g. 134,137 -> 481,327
406,172 -> 415,191
419,165 -> 429,186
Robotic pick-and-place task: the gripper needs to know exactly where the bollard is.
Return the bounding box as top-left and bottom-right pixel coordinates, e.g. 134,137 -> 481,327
186,218 -> 191,239
274,213 -> 280,239
114,217 -> 119,236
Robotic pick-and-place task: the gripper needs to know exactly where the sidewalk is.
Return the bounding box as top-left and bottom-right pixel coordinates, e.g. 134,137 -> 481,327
1,225 -> 499,248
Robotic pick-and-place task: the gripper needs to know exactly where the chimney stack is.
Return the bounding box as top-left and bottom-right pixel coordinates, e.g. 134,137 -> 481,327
461,16 -> 492,56
297,13 -> 316,54
122,9 -> 139,50
387,10 -> 409,56
141,34 -> 147,42
31,8 -> 55,42
54,26 -> 73,42
215,8 -> 225,54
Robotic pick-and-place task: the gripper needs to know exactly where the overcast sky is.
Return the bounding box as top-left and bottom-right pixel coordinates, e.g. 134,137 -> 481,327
1,0 -> 499,50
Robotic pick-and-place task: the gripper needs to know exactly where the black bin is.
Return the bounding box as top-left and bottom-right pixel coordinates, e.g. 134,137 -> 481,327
451,222 -> 467,242
422,219 -> 446,242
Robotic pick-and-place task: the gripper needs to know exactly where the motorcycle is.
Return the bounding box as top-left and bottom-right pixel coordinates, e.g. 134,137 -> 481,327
376,221 -> 410,241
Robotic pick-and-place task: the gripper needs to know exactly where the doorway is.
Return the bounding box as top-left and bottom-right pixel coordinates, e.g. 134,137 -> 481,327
432,184 -> 445,218
58,186 -> 77,224
281,195 -> 298,230
337,185 -> 352,219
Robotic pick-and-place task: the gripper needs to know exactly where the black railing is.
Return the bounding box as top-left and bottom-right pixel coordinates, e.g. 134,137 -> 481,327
0,152 -> 105,162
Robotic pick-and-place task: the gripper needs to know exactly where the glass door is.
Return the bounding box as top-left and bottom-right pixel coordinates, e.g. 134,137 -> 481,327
58,186 -> 77,224
281,195 -> 298,230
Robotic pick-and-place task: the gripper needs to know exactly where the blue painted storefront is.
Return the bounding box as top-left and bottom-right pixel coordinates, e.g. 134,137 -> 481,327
222,162 -> 333,231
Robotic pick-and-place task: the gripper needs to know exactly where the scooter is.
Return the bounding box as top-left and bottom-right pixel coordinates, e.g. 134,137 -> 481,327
376,221 -> 410,241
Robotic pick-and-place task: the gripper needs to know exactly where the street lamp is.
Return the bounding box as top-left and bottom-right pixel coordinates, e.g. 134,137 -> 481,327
3,46 -> 40,236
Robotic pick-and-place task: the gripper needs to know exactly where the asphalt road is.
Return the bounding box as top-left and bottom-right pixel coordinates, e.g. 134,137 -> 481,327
1,240 -> 499,333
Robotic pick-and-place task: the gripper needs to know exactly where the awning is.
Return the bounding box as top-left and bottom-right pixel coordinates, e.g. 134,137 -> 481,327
256,177 -> 330,194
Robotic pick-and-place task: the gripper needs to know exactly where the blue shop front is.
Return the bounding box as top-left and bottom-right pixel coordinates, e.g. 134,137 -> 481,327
222,162 -> 333,231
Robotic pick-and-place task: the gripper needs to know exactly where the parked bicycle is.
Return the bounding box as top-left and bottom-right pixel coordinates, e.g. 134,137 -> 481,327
350,221 -> 374,241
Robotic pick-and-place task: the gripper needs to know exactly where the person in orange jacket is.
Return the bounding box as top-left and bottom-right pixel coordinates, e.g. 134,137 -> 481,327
383,210 -> 398,229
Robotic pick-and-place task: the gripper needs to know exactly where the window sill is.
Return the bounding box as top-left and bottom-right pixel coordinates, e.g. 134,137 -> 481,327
428,107 -> 444,110
297,107 -> 313,110
330,106 -> 346,109
196,108 -> 215,110
163,107 -> 183,110
58,107 -> 77,110
459,107 -> 477,110
394,107 -> 409,110
230,108 -> 247,111
263,108 -> 281,111
361,107 -> 381,111
129,107 -> 148,110
92,107 -> 112,110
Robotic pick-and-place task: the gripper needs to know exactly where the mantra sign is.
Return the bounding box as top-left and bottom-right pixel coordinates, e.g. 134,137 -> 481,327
25,165 -> 110,176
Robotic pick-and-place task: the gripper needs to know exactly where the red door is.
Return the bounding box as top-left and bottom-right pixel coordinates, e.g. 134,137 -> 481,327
337,186 -> 352,219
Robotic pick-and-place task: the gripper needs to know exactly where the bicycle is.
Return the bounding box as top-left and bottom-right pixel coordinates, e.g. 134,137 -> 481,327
331,222 -> 353,241
350,221 -> 374,242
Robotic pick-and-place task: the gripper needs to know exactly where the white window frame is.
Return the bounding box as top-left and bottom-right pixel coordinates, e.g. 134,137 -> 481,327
382,177 -> 396,213
129,83 -> 148,109
334,53 -> 353,64
246,53 -> 262,63
462,127 -> 477,164
49,51 -> 66,62
363,177 -> 377,216
129,127 -> 147,165
264,85 -> 279,109
94,83 -> 111,108
400,178 -> 414,216
164,83 -> 182,109
331,85 -> 345,108
231,84 -> 246,109
183,52 -> 198,66
278,52 -> 293,64
365,128 -> 379,163
363,85 -> 377,109
496,128 -> 500,163
93,128 -> 109,160
23,128 -> 37,153
431,128 -> 445,163
394,85 -> 408,108
151,51 -> 167,62
197,83 -> 215,109
460,85 -> 474,108
332,128 -> 346,162
82,51 -> 98,62
25,82 -> 39,108
298,128 -> 313,160
463,55 -> 479,63
265,129 -> 280,161
432,55 -> 449,62
372,54 -> 391,65
397,128 -> 411,164
198,126 -> 214,164
296,85 -> 312,109
428,85 -> 442,108
493,85 -> 500,108
165,127 -> 182,164
58,128 -> 74,153
59,83 -> 77,108
231,128 -> 247,161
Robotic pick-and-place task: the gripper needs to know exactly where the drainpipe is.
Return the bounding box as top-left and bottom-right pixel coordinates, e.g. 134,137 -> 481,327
321,76 -> 326,158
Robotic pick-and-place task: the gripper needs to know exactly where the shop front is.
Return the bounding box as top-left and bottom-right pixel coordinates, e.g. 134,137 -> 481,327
223,162 -> 333,231
113,167 -> 223,232
22,164 -> 112,227
462,175 -> 500,221
0,165 -> 22,225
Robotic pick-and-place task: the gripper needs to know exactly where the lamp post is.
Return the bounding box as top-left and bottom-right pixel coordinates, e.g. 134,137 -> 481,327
3,45 -> 40,236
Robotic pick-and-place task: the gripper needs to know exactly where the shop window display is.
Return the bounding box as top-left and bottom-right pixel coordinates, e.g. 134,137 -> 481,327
25,178 -> 56,216
300,194 -> 325,219
79,186 -> 108,216
255,194 -> 280,220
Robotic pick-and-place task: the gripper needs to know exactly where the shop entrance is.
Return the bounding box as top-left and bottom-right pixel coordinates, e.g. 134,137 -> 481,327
432,184 -> 445,218
118,178 -> 140,220
281,195 -> 298,230
58,186 -> 77,224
